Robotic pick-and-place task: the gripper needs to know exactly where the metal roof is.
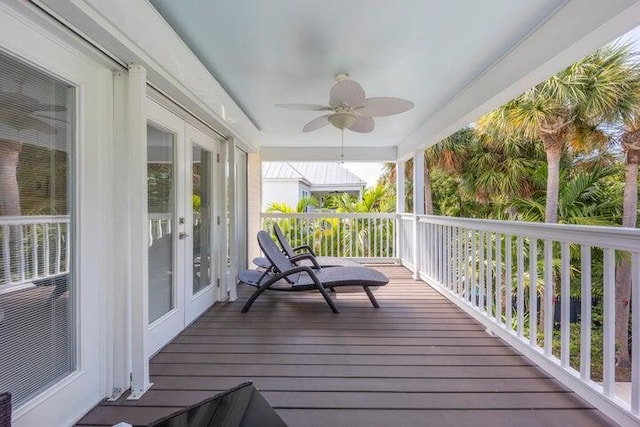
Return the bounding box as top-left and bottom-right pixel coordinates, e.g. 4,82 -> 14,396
263,162 -> 366,187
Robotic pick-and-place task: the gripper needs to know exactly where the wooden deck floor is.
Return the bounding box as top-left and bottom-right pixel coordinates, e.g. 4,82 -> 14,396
76,266 -> 615,426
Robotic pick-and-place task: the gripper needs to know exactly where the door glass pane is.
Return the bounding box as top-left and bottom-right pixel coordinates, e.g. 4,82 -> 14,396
192,146 -> 212,294
0,50 -> 75,407
147,125 -> 175,323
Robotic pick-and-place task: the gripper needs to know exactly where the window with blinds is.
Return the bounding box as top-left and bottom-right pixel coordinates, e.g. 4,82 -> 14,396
0,49 -> 75,408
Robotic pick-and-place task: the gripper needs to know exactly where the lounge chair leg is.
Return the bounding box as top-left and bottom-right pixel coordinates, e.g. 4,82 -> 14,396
320,287 -> 339,313
241,282 -> 272,313
363,286 -> 380,308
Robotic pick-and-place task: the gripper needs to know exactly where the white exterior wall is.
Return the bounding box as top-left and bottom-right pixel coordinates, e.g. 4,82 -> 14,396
262,180 -> 303,211
247,153 -> 262,261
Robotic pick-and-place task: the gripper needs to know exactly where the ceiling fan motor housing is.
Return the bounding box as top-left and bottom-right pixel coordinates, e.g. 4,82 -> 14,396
328,112 -> 357,130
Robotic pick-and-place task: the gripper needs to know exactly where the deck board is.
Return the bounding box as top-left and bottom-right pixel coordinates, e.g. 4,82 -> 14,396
75,266 -> 615,426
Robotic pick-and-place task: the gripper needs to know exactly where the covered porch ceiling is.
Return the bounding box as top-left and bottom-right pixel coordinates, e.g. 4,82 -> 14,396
37,0 -> 640,160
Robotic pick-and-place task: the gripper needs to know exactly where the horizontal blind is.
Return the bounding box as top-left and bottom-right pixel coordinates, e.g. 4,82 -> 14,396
0,49 -> 75,408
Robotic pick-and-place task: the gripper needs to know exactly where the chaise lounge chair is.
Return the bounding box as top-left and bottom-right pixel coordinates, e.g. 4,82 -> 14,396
239,231 -> 388,313
253,223 -> 362,269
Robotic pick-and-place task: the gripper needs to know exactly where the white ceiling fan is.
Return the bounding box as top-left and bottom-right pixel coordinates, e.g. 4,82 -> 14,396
276,73 -> 414,133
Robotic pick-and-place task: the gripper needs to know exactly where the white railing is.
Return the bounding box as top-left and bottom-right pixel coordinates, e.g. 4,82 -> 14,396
397,214 -> 414,268
148,213 -> 173,246
402,214 -> 640,427
261,212 -> 397,262
1,214 -> 182,290
0,215 -> 71,291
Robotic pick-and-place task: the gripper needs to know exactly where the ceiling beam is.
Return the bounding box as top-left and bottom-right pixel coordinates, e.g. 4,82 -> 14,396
261,146 -> 396,162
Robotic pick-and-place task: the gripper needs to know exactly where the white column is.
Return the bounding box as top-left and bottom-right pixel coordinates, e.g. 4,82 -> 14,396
109,70 -> 131,400
413,149 -> 425,215
227,138 -> 238,301
412,149 -> 425,280
395,161 -> 405,263
247,153 -> 262,261
127,65 -> 151,399
396,161 -> 405,213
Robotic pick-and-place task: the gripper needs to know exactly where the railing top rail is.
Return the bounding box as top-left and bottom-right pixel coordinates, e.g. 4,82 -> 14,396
417,214 -> 640,252
261,212 -> 397,219
0,215 -> 70,225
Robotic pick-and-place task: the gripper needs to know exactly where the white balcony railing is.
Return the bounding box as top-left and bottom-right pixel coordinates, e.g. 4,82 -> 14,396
261,212 -> 397,263
0,215 -> 70,292
397,214 -> 640,427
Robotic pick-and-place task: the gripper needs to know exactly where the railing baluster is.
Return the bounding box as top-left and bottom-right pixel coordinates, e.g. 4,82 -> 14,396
544,240 -> 553,356
496,233 -> 502,324
529,238 -> 538,347
560,242 -> 570,368
55,223 -> 62,274
486,232 -> 494,317
505,234 -> 512,329
65,222 -> 71,273
517,236 -> 524,337
631,252 -> 640,414
31,224 -> 38,279
580,245 -> 592,381
18,226 -> 25,282
2,225 -> 11,284
464,228 -> 470,302
457,226 -> 463,296
479,231 -> 485,311
44,223 -> 50,276
471,229 -> 477,306
603,248 -> 615,397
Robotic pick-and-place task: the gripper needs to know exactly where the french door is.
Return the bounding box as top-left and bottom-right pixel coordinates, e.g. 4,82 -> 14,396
146,99 -> 221,355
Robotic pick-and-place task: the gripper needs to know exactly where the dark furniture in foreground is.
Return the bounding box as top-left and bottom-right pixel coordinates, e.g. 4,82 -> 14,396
148,382 -> 286,427
0,393 -> 10,427
239,231 -> 388,313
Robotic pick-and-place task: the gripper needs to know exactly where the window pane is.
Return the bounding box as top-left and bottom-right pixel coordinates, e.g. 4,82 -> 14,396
147,124 -> 175,323
192,146 -> 212,294
0,50 -> 75,407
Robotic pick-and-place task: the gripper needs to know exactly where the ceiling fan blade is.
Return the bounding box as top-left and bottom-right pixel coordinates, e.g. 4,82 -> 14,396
329,79 -> 366,108
348,117 -> 374,133
276,103 -> 332,111
302,115 -> 331,132
357,97 -> 414,117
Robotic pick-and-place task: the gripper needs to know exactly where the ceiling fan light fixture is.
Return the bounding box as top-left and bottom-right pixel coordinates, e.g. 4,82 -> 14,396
328,112 -> 357,130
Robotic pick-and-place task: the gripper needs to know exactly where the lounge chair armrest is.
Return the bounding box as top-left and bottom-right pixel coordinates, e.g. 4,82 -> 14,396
292,244 -> 316,257
289,253 -> 321,269
268,265 -> 320,284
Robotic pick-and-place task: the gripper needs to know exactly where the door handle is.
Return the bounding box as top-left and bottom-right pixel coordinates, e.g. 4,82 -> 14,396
179,232 -> 189,240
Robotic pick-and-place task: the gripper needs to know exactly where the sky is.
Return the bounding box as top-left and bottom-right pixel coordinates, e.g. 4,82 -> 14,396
342,162 -> 386,188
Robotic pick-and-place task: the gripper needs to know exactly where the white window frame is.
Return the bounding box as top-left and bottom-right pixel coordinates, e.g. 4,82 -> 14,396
0,3 -> 120,426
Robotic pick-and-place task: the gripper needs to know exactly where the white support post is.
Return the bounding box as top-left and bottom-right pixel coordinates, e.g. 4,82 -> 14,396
396,161 -> 405,213
395,161 -> 405,263
412,149 -> 425,280
108,69 -> 130,401
127,65 -> 152,399
227,138 -> 237,301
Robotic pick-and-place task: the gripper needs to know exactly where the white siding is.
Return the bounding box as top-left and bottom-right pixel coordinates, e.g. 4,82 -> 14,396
247,153 -> 262,261
262,180 -> 303,211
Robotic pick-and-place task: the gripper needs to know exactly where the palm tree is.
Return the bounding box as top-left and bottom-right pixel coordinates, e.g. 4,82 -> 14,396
423,128 -> 472,214
611,52 -> 640,367
478,44 -> 634,224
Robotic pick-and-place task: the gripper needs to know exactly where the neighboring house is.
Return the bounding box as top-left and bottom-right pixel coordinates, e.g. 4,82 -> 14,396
262,162 -> 366,210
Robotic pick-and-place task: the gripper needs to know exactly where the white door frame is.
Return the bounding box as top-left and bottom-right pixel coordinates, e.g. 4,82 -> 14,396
184,123 -> 220,325
0,3 -> 116,426
145,98 -> 187,357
